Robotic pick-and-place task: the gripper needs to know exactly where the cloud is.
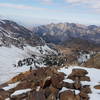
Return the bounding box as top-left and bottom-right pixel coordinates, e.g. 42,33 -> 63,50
65,0 -> 82,3
0,3 -> 46,10
12,0 -> 53,3
65,0 -> 100,11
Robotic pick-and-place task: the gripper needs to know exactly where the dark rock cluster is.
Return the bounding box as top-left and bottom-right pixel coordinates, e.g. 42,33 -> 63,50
0,67 -> 92,100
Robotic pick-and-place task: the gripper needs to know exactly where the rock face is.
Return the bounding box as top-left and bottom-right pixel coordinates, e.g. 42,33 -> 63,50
0,20 -> 44,47
33,23 -> 100,45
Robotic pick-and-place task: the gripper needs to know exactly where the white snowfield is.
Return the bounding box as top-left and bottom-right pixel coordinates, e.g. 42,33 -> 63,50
58,66 -> 100,100
0,45 -> 57,84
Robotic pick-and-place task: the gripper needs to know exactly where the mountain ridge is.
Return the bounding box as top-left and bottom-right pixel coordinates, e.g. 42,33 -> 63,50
0,20 -> 45,48
33,22 -> 100,45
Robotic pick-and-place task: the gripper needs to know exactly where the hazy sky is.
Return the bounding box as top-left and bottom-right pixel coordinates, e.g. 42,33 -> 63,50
0,0 -> 100,26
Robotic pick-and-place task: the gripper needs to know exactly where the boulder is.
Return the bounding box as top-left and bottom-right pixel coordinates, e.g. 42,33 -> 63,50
94,85 -> 100,90
68,69 -> 88,77
67,76 -> 79,81
80,76 -> 90,81
60,90 -> 76,100
68,76 -> 90,81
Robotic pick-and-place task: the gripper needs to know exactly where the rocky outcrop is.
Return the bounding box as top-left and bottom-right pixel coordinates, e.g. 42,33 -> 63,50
66,68 -> 92,100
67,69 -> 90,82
0,66 -> 99,100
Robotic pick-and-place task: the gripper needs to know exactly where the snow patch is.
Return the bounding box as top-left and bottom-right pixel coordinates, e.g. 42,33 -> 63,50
2,82 -> 20,91
63,79 -> 74,83
11,89 -> 31,97
78,54 -> 90,63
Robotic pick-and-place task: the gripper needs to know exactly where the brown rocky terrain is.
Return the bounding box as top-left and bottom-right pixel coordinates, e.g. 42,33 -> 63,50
1,65 -> 100,100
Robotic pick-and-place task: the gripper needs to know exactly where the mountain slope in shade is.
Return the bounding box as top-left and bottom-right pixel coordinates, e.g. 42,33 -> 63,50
33,23 -> 100,44
62,38 -> 100,51
0,20 -> 44,47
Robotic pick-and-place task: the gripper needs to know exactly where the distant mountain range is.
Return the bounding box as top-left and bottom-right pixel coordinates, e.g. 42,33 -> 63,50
0,19 -> 99,50
33,23 -> 100,45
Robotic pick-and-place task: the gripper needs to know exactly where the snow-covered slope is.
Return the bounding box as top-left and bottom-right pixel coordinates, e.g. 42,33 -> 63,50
0,45 -> 57,84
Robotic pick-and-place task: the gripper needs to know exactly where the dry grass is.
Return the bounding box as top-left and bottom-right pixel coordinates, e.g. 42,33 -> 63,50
84,54 -> 100,69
